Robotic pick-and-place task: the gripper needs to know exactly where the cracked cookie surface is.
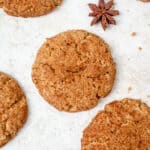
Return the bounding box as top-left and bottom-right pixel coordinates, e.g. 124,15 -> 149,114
0,72 -> 28,147
82,98 -> 150,150
32,30 -> 116,112
2,0 -> 62,17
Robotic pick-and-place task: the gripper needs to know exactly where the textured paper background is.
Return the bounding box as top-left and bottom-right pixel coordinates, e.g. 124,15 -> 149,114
0,0 -> 150,150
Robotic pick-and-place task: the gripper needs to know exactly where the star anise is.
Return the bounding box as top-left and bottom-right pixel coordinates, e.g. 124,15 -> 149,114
88,0 -> 119,30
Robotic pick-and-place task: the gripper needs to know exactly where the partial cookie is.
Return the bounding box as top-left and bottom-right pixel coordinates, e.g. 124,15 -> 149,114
82,98 -> 150,150
32,30 -> 116,112
0,0 -> 3,7
0,72 -> 28,147
3,0 -> 62,17
139,0 -> 150,2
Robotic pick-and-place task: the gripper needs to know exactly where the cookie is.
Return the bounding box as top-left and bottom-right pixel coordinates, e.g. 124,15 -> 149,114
82,98 -> 150,150
0,72 -> 28,147
0,0 -> 3,7
32,30 -> 116,112
140,0 -> 150,2
2,0 -> 62,17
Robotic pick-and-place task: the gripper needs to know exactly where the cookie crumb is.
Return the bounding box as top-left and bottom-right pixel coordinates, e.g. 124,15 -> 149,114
131,32 -> 137,37
147,95 -> 150,98
138,47 -> 142,51
128,87 -> 132,93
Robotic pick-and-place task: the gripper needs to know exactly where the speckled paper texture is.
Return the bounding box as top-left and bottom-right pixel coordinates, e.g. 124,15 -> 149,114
0,0 -> 150,150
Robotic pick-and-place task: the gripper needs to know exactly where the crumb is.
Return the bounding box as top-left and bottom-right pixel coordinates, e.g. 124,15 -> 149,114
131,32 -> 137,37
138,47 -> 142,51
147,95 -> 150,98
128,87 -> 132,93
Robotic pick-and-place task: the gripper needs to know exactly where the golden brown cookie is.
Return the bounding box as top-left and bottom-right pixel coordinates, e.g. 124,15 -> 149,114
2,0 -> 62,17
32,30 -> 116,112
82,98 -> 150,150
0,0 -> 3,7
0,72 -> 28,147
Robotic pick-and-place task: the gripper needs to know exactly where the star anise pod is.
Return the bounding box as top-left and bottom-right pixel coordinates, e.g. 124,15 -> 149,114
88,0 -> 119,30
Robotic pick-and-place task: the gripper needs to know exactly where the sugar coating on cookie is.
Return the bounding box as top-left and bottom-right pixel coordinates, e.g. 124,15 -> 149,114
0,72 -> 28,147
3,0 -> 62,17
32,30 -> 116,112
82,98 -> 150,150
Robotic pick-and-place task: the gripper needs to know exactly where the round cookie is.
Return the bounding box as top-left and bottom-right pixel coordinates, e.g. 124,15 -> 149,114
2,0 -> 62,17
82,98 -> 150,150
0,72 -> 28,147
32,30 -> 116,112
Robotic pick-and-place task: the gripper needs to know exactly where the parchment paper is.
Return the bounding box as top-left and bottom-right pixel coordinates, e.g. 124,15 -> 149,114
0,0 -> 150,150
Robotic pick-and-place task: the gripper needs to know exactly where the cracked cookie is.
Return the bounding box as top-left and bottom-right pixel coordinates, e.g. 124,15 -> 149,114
32,30 -> 116,112
2,0 -> 62,17
81,98 -> 150,150
0,72 -> 28,147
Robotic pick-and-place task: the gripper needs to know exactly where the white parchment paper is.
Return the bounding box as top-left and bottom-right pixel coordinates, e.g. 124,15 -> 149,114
0,0 -> 150,150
